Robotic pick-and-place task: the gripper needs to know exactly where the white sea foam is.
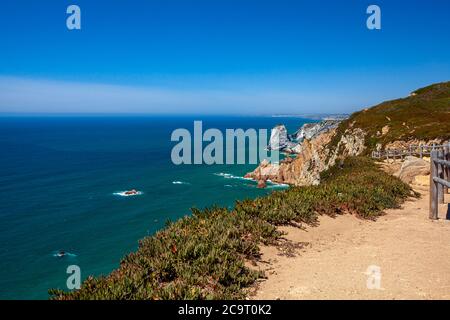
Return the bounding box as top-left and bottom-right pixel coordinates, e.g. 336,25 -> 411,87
266,180 -> 289,189
266,183 -> 289,189
214,172 -> 252,181
53,252 -> 77,258
214,173 -> 289,189
113,191 -> 143,197
172,181 -> 190,185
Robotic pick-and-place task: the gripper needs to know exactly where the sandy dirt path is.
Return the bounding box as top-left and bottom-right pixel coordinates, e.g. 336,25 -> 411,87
252,186 -> 450,300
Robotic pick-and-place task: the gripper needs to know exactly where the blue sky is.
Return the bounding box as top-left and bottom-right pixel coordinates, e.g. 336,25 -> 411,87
0,0 -> 449,114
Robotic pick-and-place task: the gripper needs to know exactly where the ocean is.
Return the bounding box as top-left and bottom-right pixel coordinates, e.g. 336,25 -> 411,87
0,115 -> 313,299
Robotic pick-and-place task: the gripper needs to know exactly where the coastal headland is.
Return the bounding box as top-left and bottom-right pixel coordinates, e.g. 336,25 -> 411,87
52,81 -> 450,300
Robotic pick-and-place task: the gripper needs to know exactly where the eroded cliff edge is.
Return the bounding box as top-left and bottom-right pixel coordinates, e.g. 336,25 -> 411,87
246,81 -> 450,186
246,124 -> 366,186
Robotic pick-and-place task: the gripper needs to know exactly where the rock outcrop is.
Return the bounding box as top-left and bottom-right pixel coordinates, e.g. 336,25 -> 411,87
394,156 -> 430,184
267,120 -> 344,155
327,128 -> 366,166
246,81 -> 450,187
267,124 -> 297,151
294,120 -> 341,141
245,159 -> 280,180
257,179 -> 267,188
246,125 -> 366,186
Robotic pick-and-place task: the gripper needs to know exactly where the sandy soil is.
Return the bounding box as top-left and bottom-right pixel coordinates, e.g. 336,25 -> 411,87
251,185 -> 450,300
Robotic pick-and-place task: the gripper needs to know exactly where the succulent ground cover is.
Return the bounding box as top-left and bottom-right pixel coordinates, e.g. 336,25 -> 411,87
51,157 -> 415,300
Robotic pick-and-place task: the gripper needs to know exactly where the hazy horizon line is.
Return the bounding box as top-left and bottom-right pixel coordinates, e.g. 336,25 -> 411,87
0,75 -> 397,116
0,112 -> 346,118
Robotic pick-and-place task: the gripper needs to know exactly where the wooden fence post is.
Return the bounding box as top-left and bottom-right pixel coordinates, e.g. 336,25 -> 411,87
438,150 -> 444,204
444,144 -> 449,194
429,150 -> 439,220
447,142 -> 450,193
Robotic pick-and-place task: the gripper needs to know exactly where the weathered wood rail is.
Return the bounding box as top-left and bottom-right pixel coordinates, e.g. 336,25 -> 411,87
371,144 -> 446,160
371,142 -> 450,220
429,147 -> 450,220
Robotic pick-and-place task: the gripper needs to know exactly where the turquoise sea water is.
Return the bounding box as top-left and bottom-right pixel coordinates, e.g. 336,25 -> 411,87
0,115 -> 313,299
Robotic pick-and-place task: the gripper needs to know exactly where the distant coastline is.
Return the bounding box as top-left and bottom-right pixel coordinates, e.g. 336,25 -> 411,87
271,113 -> 349,121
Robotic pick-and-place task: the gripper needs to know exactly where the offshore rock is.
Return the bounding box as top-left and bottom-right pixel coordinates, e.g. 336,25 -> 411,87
267,124 -> 297,151
294,120 -> 341,141
247,126 -> 366,187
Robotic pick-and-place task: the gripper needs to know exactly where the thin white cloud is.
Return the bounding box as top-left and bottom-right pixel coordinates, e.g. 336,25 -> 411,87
0,76 -> 358,115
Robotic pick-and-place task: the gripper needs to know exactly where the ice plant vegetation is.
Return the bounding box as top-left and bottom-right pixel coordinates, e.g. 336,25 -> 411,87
50,157 -> 415,300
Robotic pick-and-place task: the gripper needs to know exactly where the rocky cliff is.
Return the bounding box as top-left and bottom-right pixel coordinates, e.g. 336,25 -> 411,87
246,122 -> 366,186
267,124 -> 298,151
246,81 -> 450,187
294,119 -> 341,141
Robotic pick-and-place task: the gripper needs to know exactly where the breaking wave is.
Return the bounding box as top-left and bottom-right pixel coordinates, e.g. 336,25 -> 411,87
113,191 -> 143,197
213,172 -> 252,181
172,181 -> 191,185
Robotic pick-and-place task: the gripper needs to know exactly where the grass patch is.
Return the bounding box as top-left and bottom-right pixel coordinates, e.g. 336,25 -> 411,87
50,157 -> 416,300
327,81 -> 450,154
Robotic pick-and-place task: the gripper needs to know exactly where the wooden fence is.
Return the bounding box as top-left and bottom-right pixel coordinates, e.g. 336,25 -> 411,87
371,142 -> 450,220
372,144 -> 446,160
429,147 -> 450,220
